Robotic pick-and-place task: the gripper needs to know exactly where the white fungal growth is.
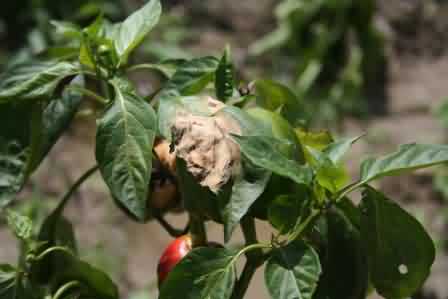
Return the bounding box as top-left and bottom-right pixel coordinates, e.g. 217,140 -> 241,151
171,97 -> 241,193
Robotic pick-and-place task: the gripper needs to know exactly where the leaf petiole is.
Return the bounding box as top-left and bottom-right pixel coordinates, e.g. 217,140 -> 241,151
65,85 -> 108,106
52,280 -> 81,299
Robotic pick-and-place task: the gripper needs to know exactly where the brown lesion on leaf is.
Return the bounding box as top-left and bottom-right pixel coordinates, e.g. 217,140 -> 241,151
148,96 -> 242,211
171,97 -> 241,193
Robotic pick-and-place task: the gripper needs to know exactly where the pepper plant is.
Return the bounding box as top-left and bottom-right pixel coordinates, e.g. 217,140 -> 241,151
0,1 -> 446,299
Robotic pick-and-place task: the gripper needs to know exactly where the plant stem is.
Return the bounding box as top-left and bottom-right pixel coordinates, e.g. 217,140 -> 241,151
231,216 -> 264,299
189,214 -> 207,247
231,261 -> 257,299
288,208 -> 321,242
52,281 -> 81,299
66,85 -> 108,106
55,165 -> 99,215
35,246 -> 73,261
155,214 -> 188,237
101,80 -> 112,101
241,216 -> 258,244
335,181 -> 363,203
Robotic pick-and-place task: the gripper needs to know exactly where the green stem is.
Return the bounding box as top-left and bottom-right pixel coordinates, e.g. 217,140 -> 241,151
35,246 -> 73,261
101,80 -> 112,101
66,85 -> 108,105
189,214 -> 207,247
54,165 -> 99,215
52,281 -> 81,299
288,209 -> 321,242
335,181 -> 364,203
230,261 -> 257,299
241,216 -> 258,245
231,217 -> 265,299
155,214 -> 188,238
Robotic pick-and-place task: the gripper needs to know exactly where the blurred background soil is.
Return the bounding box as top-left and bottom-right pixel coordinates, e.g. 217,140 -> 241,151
2,0 -> 448,298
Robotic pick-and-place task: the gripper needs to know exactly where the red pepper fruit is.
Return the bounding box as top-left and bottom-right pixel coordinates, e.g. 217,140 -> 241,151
157,235 -> 192,286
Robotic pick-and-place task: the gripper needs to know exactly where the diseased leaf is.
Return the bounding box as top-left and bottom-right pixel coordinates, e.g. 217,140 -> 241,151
0,60 -> 78,103
360,143 -> 448,185
159,247 -> 237,299
96,79 -> 157,221
232,135 -> 312,186
113,0 -> 162,64
361,186 -> 435,298
265,240 -> 321,299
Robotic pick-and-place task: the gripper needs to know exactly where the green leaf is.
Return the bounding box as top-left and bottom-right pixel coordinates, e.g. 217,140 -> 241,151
0,60 -> 78,103
296,129 -> 334,165
159,247 -> 237,299
0,76 -> 84,208
322,135 -> 363,163
253,79 -> 308,126
31,218 -> 77,285
296,130 -> 333,152
313,206 -> 368,299
215,46 -> 234,102
360,143 -> 448,185
175,159 -> 222,222
218,106 -> 278,240
50,251 -> 118,299
96,79 -> 157,221
113,0 -> 161,64
28,76 -> 85,175
51,21 -> 82,39
5,210 -> 33,242
307,147 -> 349,193
0,265 -> 36,299
165,57 -> 219,95
0,264 -> 16,297
360,186 -> 435,298
219,106 -> 264,135
247,107 -> 305,163
157,57 -> 219,139
38,191 -> 78,253
232,135 -> 312,186
128,59 -> 187,78
222,159 -> 271,241
0,104 -> 34,207
265,240 -> 321,299
268,195 -> 304,234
